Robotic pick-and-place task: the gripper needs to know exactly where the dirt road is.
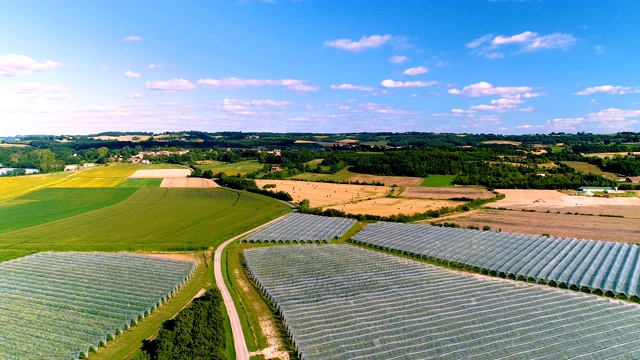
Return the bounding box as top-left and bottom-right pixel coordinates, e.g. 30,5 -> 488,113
214,214 -> 290,360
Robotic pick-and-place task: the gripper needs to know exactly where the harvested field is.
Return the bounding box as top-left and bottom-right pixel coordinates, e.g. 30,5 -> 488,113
492,189 -> 640,218
432,208 -> 640,243
254,179 -> 390,207
347,174 -> 424,186
402,186 -> 494,200
325,197 -> 461,217
129,169 -> 191,178
587,152 -> 640,159
482,140 -> 521,145
92,135 -> 151,142
160,178 -> 219,188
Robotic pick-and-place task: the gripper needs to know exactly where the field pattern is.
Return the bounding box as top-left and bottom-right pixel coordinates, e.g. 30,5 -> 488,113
0,173 -> 71,201
129,169 -> 191,178
352,223 -> 640,298
242,213 -> 356,243
245,245 -> 640,360
0,188 -> 290,252
0,252 -> 195,360
52,164 -> 142,188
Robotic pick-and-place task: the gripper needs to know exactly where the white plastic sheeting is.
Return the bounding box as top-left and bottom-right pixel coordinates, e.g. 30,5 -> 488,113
245,245 -> 640,360
243,213 -> 356,243
0,252 -> 196,359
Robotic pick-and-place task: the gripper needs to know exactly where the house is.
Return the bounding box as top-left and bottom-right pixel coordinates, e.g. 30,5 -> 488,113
270,166 -> 282,172
141,159 -> 150,164
625,177 -> 640,183
64,165 -> 79,171
83,163 -> 96,168
577,186 -> 614,192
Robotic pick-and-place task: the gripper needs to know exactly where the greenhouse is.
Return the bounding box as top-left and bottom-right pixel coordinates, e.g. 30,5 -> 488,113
245,245 -> 640,359
242,213 -> 356,243
0,252 -> 196,359
351,222 -> 640,299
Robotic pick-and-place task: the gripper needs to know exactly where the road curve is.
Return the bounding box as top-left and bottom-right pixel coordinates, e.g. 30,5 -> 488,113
214,214 -> 289,360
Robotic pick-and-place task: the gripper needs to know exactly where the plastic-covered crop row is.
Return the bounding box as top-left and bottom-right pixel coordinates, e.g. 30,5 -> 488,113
242,213 -> 356,243
0,252 -> 196,359
244,245 -> 640,360
352,222 -> 640,299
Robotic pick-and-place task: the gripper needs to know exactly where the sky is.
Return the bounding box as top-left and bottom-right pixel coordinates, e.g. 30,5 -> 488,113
1,0 -> 639,136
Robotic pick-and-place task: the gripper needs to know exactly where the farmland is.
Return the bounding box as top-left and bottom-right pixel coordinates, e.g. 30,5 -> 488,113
325,197 -> 462,217
242,213 -> 356,243
195,160 -> 263,175
160,177 -> 219,188
246,244 -> 640,359
419,175 -> 455,187
0,172 -> 71,200
431,208 -> 640,243
401,186 -> 494,200
52,163 -> 142,188
129,168 -> 192,178
562,161 -> 619,179
0,187 -> 290,253
347,174 -> 424,186
116,178 -> 163,188
0,188 -> 136,235
291,167 -> 356,182
0,252 -> 195,359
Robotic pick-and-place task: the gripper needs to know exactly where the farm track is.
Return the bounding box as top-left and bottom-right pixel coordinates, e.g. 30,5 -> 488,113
214,213 -> 291,360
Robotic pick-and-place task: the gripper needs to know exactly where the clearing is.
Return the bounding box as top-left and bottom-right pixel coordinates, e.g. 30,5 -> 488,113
561,161 -> 619,179
432,208 -> 640,243
254,179 -> 390,207
419,175 -> 456,187
347,174 -> 424,186
325,197 -> 461,217
490,189 -> 640,218
402,186 -> 495,200
160,178 -> 219,188
195,160 -> 263,175
129,168 -> 192,178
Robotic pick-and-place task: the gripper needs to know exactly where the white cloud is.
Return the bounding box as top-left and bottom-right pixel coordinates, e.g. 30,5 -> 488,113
517,124 -> 533,129
0,54 -> 61,77
123,35 -> 142,42
145,78 -> 195,91
224,99 -> 293,107
595,45 -> 605,54
390,55 -> 409,64
124,70 -> 141,79
448,82 -> 534,97
574,85 -> 640,95
380,79 -> 437,88
197,77 -> 318,92
330,83 -> 374,91
358,102 -> 418,115
403,66 -> 429,76
324,34 -> 392,52
468,31 -> 576,58
5,82 -> 70,100
128,93 -> 144,99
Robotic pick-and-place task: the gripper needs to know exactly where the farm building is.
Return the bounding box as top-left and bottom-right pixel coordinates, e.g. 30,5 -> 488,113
625,177 -> 640,183
577,186 -> 615,192
64,165 -> 79,171
270,166 -> 282,172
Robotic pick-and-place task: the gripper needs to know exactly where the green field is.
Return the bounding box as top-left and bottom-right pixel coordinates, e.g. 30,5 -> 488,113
195,160 -> 263,175
291,167 -> 355,182
0,172 -> 72,201
116,178 -> 163,188
0,188 -> 136,235
420,175 -> 456,187
0,187 -> 290,253
562,161 -> 618,179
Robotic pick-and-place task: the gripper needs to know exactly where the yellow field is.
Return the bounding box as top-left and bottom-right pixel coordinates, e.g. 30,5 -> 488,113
326,197 -> 462,217
72,164 -> 141,178
0,174 -> 70,201
51,177 -> 127,188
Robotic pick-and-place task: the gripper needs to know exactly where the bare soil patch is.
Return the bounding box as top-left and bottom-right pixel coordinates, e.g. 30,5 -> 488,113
160,178 -> 219,188
492,189 -> 640,218
326,197 -> 461,217
129,169 -> 191,178
347,174 -> 424,187
92,135 -> 151,142
140,252 -> 197,262
431,208 -> 640,243
255,180 -> 390,207
402,186 -> 494,200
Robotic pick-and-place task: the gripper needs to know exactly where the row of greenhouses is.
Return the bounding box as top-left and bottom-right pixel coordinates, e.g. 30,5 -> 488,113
0,252 -> 196,360
352,222 -> 640,298
244,245 -> 640,360
242,213 -> 356,243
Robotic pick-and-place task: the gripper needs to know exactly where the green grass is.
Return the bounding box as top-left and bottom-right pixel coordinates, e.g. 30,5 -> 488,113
291,167 -> 355,182
562,161 -> 618,180
0,188 -> 137,235
116,178 -> 163,188
359,140 -> 388,147
0,250 -> 34,262
0,188 -> 291,252
551,146 -> 564,153
420,175 -> 456,187
195,160 -> 263,175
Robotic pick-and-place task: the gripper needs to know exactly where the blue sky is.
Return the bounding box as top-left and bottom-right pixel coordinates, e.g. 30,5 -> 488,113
1,0 -> 639,136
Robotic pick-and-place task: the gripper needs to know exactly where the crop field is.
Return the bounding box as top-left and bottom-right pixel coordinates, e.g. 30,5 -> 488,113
0,188 -> 136,235
481,140 -> 522,145
160,178 -> 219,188
585,152 -> 640,159
561,161 -> 618,179
116,178 -> 163,188
0,252 -> 195,359
353,222 -> 640,299
291,167 -> 356,182
245,245 -> 640,359
71,164 -> 141,178
325,197 -> 462,217
434,208 -> 640,243
491,189 -> 640,218
255,179 -> 390,207
0,187 -> 290,252
0,173 -> 71,201
419,175 -> 455,187
402,186 -> 494,200
242,213 -> 356,243
129,169 -> 192,178
51,177 -> 132,188
347,174 -> 424,186
195,160 -> 263,175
